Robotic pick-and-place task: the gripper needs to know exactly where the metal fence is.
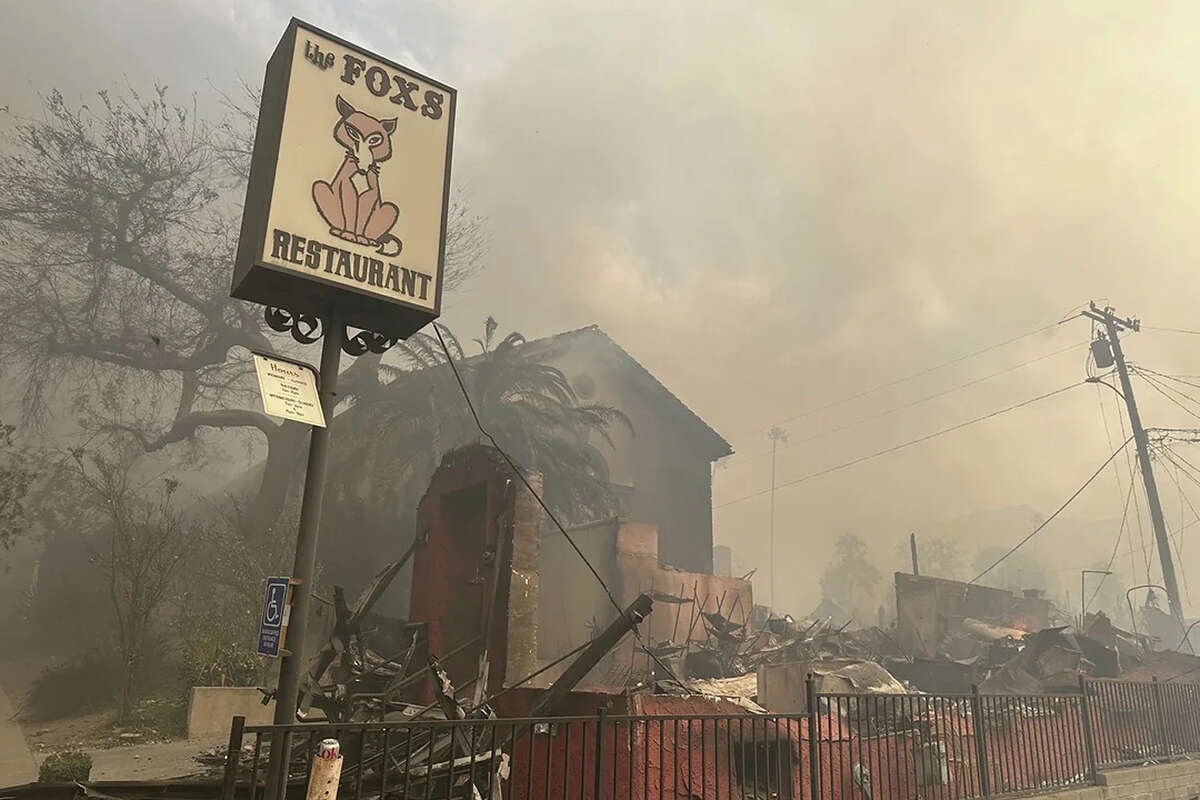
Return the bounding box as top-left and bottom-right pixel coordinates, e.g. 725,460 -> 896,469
222,677 -> 1200,800
225,712 -> 805,800
811,690 -> 1092,799
1089,677 -> 1200,768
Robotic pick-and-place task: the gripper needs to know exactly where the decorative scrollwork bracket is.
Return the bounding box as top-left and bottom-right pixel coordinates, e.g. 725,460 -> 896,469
264,307 -> 400,357
265,307 -> 322,345
342,330 -> 398,357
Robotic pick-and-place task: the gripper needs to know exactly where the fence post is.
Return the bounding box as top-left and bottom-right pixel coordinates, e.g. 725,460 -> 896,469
1152,676 -> 1171,760
1078,675 -> 1098,783
805,674 -> 820,800
222,715 -> 246,800
969,686 -> 991,797
594,706 -> 607,800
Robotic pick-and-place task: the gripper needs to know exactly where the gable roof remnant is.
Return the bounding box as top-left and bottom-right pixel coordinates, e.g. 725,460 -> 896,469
345,323 -> 731,460
517,325 -> 733,460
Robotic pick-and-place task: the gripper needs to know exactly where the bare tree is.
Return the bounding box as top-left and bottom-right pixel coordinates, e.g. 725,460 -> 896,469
0,421 -> 35,551
69,448 -> 191,720
0,86 -> 483,539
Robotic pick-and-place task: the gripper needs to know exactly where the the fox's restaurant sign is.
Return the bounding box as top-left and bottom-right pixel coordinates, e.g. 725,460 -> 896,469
232,19 -> 455,339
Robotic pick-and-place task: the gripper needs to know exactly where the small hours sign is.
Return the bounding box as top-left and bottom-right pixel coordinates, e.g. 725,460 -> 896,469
232,19 -> 456,339
252,353 -> 326,427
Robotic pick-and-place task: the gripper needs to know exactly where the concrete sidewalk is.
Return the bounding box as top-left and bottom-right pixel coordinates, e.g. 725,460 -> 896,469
0,683 -> 37,786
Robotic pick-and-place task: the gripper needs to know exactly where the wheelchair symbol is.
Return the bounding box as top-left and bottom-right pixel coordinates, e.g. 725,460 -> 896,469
264,584 -> 286,627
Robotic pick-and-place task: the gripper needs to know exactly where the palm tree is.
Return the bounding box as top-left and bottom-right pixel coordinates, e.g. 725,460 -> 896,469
337,317 -> 631,528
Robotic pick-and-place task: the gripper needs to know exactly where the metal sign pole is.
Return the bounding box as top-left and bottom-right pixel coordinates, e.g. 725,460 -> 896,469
235,22 -> 454,796
266,311 -> 343,800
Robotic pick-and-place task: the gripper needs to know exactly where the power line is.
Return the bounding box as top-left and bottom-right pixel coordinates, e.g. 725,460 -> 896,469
1052,436 -> 1200,579
1162,451 -> 1195,602
1133,366 -> 1200,394
1177,459 -> 1188,561
1148,427 -> 1200,440
715,381 -> 1085,511
1093,380 -> 1144,591
1152,448 -> 1200,578
1097,379 -> 1141,580
1135,367 -> 1200,411
1164,445 -> 1200,482
1144,325 -> 1200,336
1108,381 -> 1152,583
969,437 -> 1134,585
1096,382 -> 1128,519
751,320 -> 1063,435
1133,368 -> 1200,423
1160,447 -> 1200,514
1084,478 -> 1136,615
1159,448 -> 1200,593
1056,515 -> 1200,576
430,324 -> 684,685
1157,447 -> 1200,602
1162,449 -> 1200,595
725,339 -> 1085,466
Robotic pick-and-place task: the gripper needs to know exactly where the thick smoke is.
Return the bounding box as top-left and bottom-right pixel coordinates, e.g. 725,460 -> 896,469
5,0 -> 1200,615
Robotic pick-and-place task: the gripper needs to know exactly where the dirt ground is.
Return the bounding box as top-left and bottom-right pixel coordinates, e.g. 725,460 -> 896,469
23,711 -> 127,752
0,653 -> 224,784
30,736 -> 228,781
0,653 -> 142,752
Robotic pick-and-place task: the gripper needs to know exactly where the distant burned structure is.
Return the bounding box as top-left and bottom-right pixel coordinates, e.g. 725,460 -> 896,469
894,572 -> 1054,659
402,444 -> 752,702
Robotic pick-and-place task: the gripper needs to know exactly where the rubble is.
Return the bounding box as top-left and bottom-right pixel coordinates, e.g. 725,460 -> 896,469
812,660 -> 908,695
674,577 -> 1200,705
979,627 -> 1090,693
264,450 -> 1200,774
682,674 -> 764,712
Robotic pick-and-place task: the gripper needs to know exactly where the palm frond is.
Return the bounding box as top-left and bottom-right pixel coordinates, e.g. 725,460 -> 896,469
345,317 -> 627,521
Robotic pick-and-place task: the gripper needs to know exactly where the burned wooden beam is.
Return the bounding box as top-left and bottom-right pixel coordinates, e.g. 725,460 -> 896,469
532,592 -> 653,716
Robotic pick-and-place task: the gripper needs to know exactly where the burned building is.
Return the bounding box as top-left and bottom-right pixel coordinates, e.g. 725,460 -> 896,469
509,326 -> 733,574
400,444 -> 753,702
319,324 -> 733,618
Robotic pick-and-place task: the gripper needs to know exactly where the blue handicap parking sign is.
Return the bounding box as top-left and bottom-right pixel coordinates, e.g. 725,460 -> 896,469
257,576 -> 291,657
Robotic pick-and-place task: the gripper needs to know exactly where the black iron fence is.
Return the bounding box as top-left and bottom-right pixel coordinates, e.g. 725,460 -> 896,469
222,677 -> 1200,800
810,689 -> 1092,799
224,713 -> 804,800
1088,677 -> 1200,768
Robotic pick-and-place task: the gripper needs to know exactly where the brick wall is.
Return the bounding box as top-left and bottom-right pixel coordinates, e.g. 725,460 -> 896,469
1040,761 -> 1200,799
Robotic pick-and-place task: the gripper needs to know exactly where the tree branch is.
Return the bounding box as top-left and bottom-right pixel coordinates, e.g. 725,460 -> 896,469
118,408 -> 283,452
46,330 -> 236,373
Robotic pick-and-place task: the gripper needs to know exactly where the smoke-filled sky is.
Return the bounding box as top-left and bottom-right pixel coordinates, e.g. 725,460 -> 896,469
7,1 -> 1200,616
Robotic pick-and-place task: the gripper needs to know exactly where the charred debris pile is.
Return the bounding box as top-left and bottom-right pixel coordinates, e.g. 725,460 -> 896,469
183,572 -> 1200,790
288,570 -> 1195,735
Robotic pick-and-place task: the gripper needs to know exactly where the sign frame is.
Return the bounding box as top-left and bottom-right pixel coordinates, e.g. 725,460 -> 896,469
231,17 -> 457,340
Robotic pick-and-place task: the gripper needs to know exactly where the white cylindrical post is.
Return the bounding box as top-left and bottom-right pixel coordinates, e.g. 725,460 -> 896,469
305,739 -> 343,800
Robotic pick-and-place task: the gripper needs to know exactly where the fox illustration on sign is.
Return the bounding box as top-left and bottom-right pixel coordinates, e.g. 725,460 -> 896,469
312,95 -> 403,257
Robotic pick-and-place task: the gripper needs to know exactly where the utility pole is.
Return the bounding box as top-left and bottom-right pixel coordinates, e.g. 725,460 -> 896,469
768,426 -> 788,611
1083,302 -> 1185,623
910,533 -> 920,576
